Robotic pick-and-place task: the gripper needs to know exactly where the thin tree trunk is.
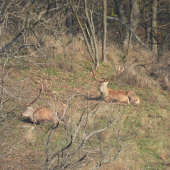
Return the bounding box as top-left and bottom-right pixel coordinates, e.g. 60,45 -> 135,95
66,0 -> 72,34
97,4 -> 102,38
114,0 -> 127,23
102,0 -> 107,63
69,0 -> 97,66
84,0 -> 99,67
0,4 -> 4,36
114,0 -> 127,46
151,0 -> 157,53
145,8 -> 150,48
123,0 -> 140,50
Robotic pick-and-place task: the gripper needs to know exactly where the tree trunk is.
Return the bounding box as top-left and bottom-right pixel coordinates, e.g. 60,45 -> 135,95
69,0 -> 98,67
123,0 -> 140,51
0,2 -> 5,36
102,0 -> 107,63
114,0 -> 127,46
151,0 -> 157,53
145,8 -> 150,49
114,0 -> 127,23
66,0 -> 72,34
84,0 -> 99,67
96,4 -> 102,38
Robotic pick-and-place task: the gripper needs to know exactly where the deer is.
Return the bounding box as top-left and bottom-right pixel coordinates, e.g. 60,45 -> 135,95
21,80 -> 70,124
21,107 -> 70,124
92,66 -> 140,105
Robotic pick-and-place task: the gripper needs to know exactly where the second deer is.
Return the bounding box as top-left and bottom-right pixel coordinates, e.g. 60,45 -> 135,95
21,107 -> 70,124
92,66 -> 140,105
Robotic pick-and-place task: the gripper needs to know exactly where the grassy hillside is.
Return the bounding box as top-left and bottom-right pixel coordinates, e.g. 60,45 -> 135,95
0,37 -> 170,170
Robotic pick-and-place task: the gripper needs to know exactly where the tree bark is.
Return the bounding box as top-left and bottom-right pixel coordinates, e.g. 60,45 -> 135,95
114,0 -> 127,46
151,0 -> 157,53
66,0 -> 72,34
114,0 -> 127,23
0,5 -> 4,36
69,0 -> 99,66
145,7 -> 150,49
84,0 -> 99,67
123,0 -> 140,50
102,0 -> 107,63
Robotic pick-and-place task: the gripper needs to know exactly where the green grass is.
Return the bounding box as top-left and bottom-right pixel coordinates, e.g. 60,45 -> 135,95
44,68 -> 59,76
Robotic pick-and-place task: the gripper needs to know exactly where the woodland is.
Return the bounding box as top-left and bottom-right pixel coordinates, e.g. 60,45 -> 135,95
0,0 -> 170,170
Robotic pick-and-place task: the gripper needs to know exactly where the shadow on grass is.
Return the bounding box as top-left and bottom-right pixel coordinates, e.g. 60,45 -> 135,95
86,95 -> 118,103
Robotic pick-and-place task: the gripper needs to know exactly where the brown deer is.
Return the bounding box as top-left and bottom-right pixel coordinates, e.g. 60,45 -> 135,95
21,107 -> 70,124
21,80 -> 70,124
92,66 -> 140,105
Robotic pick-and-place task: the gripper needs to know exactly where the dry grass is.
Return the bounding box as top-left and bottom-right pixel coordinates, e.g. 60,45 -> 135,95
113,47 -> 156,88
102,46 -> 170,93
22,125 -> 36,143
99,160 -> 126,170
1,33 -> 170,170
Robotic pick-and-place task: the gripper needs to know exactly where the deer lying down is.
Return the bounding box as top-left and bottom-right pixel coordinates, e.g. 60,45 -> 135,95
100,81 -> 140,105
92,66 -> 140,105
21,107 -> 70,124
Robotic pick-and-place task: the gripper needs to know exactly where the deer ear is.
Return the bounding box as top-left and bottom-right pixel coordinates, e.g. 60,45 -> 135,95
105,81 -> 109,85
